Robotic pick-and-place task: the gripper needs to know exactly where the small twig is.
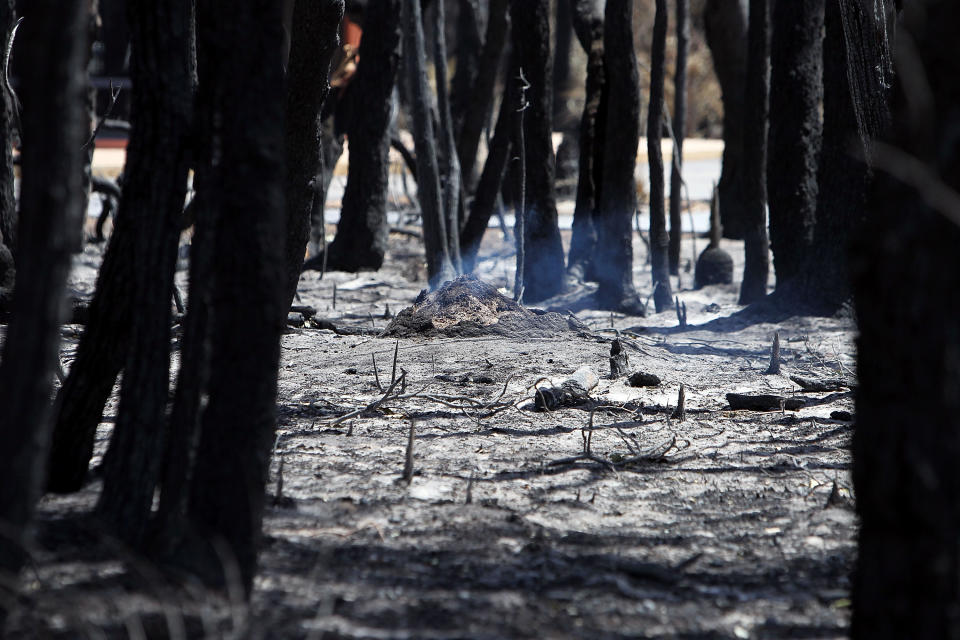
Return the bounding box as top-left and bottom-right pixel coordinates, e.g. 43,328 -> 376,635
671,384 -> 686,421
328,372 -> 407,427
766,331 -> 781,375
465,471 -> 474,504
391,339 -> 400,386
674,296 -> 687,328
372,353 -> 383,391
402,418 -> 416,484
83,80 -> 123,150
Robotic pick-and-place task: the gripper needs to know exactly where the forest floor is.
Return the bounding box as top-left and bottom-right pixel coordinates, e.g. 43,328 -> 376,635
4,207 -> 858,638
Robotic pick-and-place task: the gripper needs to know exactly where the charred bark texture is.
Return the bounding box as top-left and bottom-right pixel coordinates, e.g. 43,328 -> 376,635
281,0 -> 343,308
648,0 -> 673,313
852,2 -> 958,635
433,0 -> 462,272
509,0 -> 564,302
324,0 -> 401,272
767,0 -> 823,286
450,0 -> 482,145
704,0 -> 748,239
668,0 -> 689,276
565,0 -> 604,284
0,0 -> 16,310
737,0 -> 770,305
184,0 -> 287,595
0,0 -> 86,605
594,0 -> 642,313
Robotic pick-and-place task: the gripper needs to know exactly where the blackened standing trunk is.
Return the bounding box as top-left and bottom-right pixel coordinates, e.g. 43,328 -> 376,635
704,0 -> 748,239
403,0 -> 455,288
450,0 -> 482,140
668,0 -> 689,276
552,0 -> 576,130
565,0 -> 604,285
0,0 -> 86,609
324,0 -> 402,272
94,0 -> 196,547
648,0 -> 673,313
509,0 -> 565,302
184,0 -> 287,595
594,0 -> 642,313
737,0 -> 770,305
456,0 -> 508,193
767,0 -> 822,286
460,83 -> 513,272
852,3 -> 958,636
281,0 -> 344,308
0,0 -> 16,310
433,0 -> 462,272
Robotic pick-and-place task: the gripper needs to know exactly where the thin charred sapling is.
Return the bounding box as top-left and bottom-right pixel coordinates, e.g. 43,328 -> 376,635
432,0 -> 462,272
695,184 -> 733,288
648,0 -> 673,313
669,0 -> 689,276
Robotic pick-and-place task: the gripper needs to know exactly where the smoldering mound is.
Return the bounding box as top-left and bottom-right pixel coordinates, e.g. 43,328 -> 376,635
382,275 -> 588,338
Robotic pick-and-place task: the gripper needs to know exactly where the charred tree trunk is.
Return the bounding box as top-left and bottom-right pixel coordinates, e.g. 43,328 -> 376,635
852,2 -> 959,635
0,0 -> 86,610
565,0 -> 604,285
737,0 -> 770,305
767,0 -> 823,286
456,0 -> 508,193
668,0 -> 689,276
704,0 -> 748,239
0,0 -> 16,311
93,0 -> 195,547
450,0 -> 482,142
281,0 -> 344,308
322,0 -> 402,273
403,0 -> 455,288
594,0 -> 643,314
182,0 -> 287,595
552,0 -> 576,130
509,0 -> 565,303
648,0 -> 673,313
433,0 -> 462,272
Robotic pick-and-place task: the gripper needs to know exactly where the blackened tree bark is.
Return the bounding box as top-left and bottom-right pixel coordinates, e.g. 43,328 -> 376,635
767,0 -> 822,286
281,0 -> 344,308
0,0 -> 86,612
510,0 -> 565,302
433,0 -> 462,272
450,0 -> 482,142
565,0 -> 604,285
0,0 -> 16,310
852,2 -> 959,635
594,0 -> 643,313
456,0 -> 508,193
648,0 -> 673,313
552,0 -> 576,130
93,0 -> 195,547
322,0 -> 401,273
704,0 -> 748,239
183,0 -> 287,594
668,0 -> 689,276
403,0 -> 455,288
737,0 -> 770,305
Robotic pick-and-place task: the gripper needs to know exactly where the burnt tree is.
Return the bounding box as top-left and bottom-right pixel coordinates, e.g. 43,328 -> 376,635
0,0 -> 15,311
319,0 -> 402,273
668,0 -> 689,276
594,0 -> 644,314
767,0 -> 823,286
704,0 -> 748,239
509,0 -> 565,302
565,0 -> 604,285
648,0 -> 673,312
93,0 -> 195,546
450,0 -> 483,147
281,0 -> 343,307
852,2 -> 960,635
737,0 -> 770,305
0,0 -> 86,612
433,0 -> 462,272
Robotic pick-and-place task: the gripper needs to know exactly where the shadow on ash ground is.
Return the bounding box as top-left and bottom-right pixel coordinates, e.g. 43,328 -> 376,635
8,227 -> 857,639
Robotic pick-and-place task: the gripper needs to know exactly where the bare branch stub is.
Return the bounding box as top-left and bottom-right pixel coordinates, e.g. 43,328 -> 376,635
765,330 -> 781,374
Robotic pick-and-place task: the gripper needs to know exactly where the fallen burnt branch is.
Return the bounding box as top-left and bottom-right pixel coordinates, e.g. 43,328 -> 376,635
789,375 -> 850,392
726,393 -> 804,411
534,366 -> 599,411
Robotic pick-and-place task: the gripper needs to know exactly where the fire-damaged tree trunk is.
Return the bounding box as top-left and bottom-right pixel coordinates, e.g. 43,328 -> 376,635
668,0 -> 689,276
432,0 -> 462,272
565,0 -> 604,286
509,0 -> 565,303
852,2 -> 959,635
281,0 -> 343,309
0,0 -> 16,312
176,0 -> 288,594
648,0 -> 673,313
450,0 -> 482,146
319,0 -> 401,273
704,0 -> 748,240
593,0 -> 643,314
767,0 -> 822,287
737,0 -> 770,305
0,0 -> 86,614
403,0 -> 455,288
92,0 -> 195,547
